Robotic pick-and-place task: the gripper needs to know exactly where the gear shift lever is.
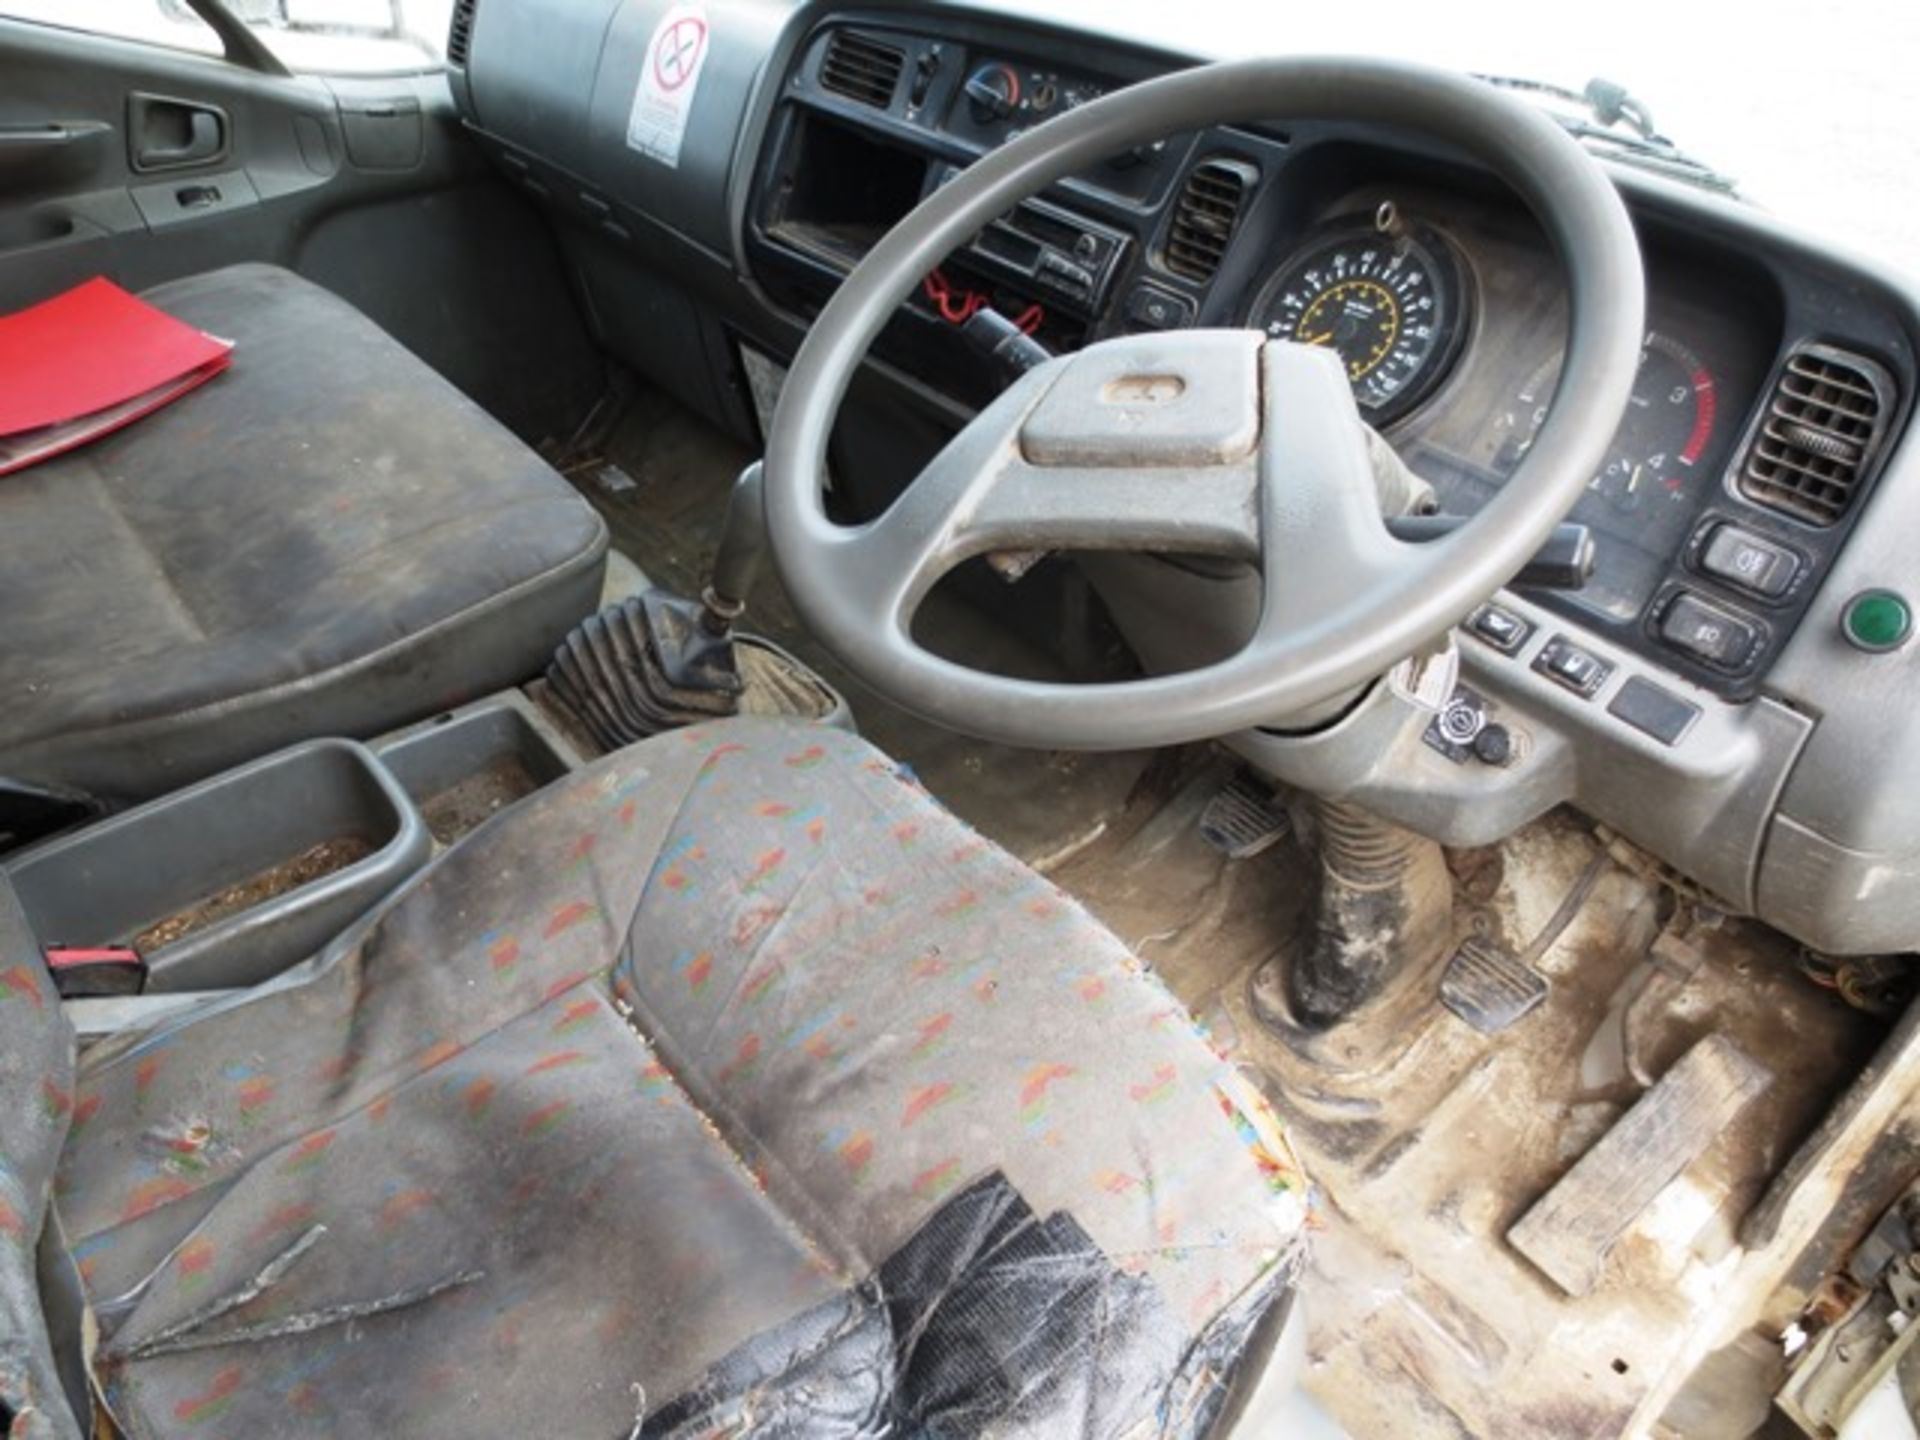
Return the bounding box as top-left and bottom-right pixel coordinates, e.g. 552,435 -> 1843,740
544,458 -> 853,751
543,463 -> 776,750
699,461 -> 767,636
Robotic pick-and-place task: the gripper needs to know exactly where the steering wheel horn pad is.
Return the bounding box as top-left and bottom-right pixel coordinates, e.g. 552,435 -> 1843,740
1020,329 -> 1262,468
764,57 -> 1645,749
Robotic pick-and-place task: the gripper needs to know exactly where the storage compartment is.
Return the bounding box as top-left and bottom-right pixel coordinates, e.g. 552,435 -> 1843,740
373,693 -> 584,845
765,110 -> 930,268
6,740 -> 428,993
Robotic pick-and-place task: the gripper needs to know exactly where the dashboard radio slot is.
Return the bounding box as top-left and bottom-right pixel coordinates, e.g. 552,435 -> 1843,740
947,170 -> 1129,315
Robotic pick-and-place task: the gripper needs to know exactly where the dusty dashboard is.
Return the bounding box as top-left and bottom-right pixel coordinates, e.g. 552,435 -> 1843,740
1287,187 -> 1836,705
744,15 -> 1907,713
744,19 -> 1188,396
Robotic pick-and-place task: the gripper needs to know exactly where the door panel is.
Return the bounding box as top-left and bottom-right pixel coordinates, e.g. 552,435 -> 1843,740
0,16 -> 603,442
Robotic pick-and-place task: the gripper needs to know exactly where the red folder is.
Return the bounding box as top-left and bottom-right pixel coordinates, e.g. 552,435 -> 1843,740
0,277 -> 232,475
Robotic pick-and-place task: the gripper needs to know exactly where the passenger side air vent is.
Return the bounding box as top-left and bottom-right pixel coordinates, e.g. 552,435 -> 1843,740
1738,345 -> 1894,526
446,0 -> 478,67
820,30 -> 905,110
1163,158 -> 1257,284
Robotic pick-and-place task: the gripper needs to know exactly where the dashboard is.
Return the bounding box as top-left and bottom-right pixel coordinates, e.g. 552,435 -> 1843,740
738,20 -> 1903,708
447,0 -> 1920,957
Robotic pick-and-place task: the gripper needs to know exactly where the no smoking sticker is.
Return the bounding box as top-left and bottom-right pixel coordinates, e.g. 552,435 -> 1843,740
627,2 -> 709,167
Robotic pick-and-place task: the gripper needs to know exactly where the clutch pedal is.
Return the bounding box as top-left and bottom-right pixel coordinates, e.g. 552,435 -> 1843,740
1198,775 -> 1292,859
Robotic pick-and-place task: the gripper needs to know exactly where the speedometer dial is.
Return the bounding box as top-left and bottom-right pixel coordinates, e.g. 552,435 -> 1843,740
1250,217 -> 1471,424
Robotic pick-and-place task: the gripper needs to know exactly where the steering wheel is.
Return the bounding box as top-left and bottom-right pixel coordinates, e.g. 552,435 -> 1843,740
762,56 -> 1644,750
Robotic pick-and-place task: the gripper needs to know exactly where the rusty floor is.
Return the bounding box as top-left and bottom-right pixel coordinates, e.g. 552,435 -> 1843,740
577,388 -> 1886,1439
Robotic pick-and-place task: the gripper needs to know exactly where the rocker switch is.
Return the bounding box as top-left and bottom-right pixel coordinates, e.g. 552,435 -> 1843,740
1467,602 -> 1533,655
1533,635 -> 1611,698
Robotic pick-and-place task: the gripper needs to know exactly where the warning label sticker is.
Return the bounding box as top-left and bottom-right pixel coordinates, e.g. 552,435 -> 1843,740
626,3 -> 710,168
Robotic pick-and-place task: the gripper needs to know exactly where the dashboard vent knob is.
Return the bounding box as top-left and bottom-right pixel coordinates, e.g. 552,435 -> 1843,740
446,0 -> 478,67
1738,345 -> 1894,526
1162,157 -> 1257,284
820,30 -> 907,110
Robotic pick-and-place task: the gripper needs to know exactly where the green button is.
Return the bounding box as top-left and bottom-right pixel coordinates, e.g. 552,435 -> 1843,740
1843,590 -> 1912,652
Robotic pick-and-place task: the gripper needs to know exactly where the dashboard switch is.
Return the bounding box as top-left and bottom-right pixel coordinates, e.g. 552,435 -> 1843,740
1533,635 -> 1611,698
1037,251 -> 1095,297
1606,676 -> 1701,747
1659,592 -> 1760,669
909,49 -> 942,108
964,63 -> 1020,123
1122,282 -> 1194,331
1842,589 -> 1913,652
1466,602 -> 1533,655
1700,524 -> 1800,599
1471,723 -> 1516,767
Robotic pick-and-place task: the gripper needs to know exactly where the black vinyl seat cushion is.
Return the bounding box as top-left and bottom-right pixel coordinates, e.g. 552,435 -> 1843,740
0,264 -> 607,799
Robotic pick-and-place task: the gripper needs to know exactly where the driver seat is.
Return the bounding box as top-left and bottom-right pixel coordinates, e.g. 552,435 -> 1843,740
5,719 -> 1306,1438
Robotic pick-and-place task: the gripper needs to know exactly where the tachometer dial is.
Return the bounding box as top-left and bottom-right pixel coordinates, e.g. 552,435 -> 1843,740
1482,329 -> 1722,621
1249,218 -> 1471,424
1496,330 -> 1719,527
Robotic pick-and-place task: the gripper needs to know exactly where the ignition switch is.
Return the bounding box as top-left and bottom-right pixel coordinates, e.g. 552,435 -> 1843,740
1423,686 -> 1526,768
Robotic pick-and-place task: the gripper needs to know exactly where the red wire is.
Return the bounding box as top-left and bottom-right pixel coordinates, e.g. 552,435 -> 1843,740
923,268 -> 992,324
924,271 -> 1043,333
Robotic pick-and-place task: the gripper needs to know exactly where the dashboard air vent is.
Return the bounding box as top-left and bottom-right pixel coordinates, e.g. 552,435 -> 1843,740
1738,345 -> 1894,526
447,0 -> 478,67
820,30 -> 905,110
1164,158 -> 1257,283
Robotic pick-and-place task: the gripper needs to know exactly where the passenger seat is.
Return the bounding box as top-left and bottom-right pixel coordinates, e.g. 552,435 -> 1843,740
0,264 -> 608,799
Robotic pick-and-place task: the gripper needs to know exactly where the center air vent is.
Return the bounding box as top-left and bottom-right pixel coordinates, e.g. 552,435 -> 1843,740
1738,345 -> 1894,526
446,0 -> 478,67
820,30 -> 905,110
1163,158 -> 1257,284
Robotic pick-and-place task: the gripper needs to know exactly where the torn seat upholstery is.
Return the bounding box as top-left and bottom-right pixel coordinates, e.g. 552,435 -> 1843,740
0,264 -> 607,800
26,719 -> 1307,1438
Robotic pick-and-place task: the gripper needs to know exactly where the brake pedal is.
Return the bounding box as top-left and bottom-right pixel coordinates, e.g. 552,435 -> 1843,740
1199,775 -> 1292,859
1440,936 -> 1550,1034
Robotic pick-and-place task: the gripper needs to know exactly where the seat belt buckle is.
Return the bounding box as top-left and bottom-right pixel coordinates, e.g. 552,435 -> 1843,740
43,945 -> 148,999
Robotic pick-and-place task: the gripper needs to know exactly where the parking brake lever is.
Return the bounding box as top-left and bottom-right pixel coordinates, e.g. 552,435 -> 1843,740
1386,514 -> 1596,591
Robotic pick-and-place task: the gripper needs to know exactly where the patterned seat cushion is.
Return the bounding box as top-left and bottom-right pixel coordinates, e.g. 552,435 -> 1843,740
51,719 -> 1307,1438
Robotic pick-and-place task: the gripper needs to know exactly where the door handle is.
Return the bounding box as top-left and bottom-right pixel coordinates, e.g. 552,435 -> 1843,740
138,111 -> 221,168
128,93 -> 228,173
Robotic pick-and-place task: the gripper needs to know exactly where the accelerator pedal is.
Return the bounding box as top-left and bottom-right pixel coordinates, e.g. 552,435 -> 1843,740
1440,936 -> 1550,1034
1199,775 -> 1293,859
